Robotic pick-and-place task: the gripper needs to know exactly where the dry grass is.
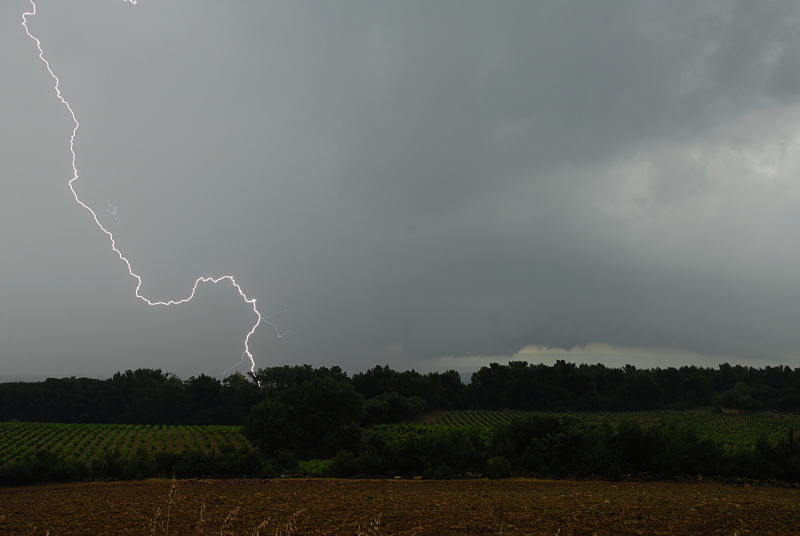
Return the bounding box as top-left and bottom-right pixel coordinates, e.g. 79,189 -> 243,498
356,513 -> 383,535
147,479 -> 310,536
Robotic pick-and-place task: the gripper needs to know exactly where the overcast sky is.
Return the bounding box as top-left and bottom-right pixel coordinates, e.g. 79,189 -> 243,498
2,0 -> 800,381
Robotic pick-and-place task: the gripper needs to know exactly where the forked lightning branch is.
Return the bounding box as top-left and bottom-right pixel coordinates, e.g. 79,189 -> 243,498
20,0 -> 288,375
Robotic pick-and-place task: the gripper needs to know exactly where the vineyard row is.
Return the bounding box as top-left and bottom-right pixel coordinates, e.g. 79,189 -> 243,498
425,410 -> 800,448
0,423 -> 250,465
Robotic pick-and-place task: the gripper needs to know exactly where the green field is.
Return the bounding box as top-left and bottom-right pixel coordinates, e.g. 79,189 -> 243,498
424,410 -> 800,448
0,423 -> 250,465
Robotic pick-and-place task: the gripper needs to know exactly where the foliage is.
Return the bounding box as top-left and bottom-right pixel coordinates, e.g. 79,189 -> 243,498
3,361 -> 800,486
716,382 -> 764,411
321,417 -> 799,482
352,366 -> 467,410
242,376 -> 365,459
426,409 -> 800,449
467,361 -> 800,412
0,369 -> 260,425
298,459 -> 333,477
364,392 -> 427,426
329,425 -> 485,478
3,416 -> 800,485
3,362 -> 800,426
0,449 -> 88,486
0,441 -> 262,486
486,456 -> 512,479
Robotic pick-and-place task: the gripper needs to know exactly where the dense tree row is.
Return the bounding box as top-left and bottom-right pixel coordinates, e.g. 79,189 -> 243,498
0,370 -> 259,425
468,361 -> 800,412
2,361 -> 800,425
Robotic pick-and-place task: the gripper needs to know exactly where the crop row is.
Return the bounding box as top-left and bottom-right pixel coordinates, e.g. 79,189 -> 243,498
425,410 -> 800,448
0,423 -> 250,465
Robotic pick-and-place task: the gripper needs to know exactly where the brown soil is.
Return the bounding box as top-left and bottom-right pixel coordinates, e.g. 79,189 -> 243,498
0,479 -> 798,535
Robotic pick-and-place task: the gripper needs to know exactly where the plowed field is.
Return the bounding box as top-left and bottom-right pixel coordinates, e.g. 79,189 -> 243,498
1,478 -> 798,535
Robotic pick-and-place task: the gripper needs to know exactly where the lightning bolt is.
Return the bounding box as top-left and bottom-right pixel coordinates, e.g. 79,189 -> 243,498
21,0 -> 291,376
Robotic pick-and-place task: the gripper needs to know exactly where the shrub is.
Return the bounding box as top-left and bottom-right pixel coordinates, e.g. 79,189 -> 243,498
0,450 -> 88,486
330,450 -> 359,476
486,456 -> 511,479
298,459 -> 333,477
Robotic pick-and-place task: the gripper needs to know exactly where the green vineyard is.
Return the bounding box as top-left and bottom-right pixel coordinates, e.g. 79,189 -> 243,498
3,411 -> 799,468
0,423 -> 250,465
424,410 -> 800,448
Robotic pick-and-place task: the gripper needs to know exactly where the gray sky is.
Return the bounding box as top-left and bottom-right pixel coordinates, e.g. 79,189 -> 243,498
2,0 -> 800,381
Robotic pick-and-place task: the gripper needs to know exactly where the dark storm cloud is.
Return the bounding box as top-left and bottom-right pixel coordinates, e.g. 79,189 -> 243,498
3,0 -> 800,379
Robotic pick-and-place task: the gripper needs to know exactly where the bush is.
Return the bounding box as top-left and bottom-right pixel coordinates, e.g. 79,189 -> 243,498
426,463 -> 453,480
486,456 -> 511,479
215,443 -> 261,476
273,449 -> 299,474
715,383 -> 763,412
330,450 -> 359,476
0,450 -> 88,486
298,459 -> 333,477
751,429 -> 800,481
384,427 -> 484,476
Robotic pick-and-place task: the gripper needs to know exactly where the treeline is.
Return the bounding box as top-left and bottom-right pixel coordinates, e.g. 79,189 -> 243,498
469,361 -> 800,412
2,361 -> 800,424
0,370 -> 260,425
